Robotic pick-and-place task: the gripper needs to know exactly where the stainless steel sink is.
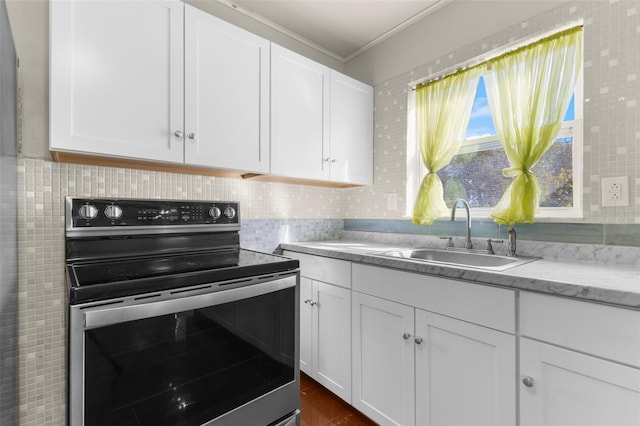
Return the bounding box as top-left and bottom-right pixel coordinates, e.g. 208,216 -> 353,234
371,248 -> 537,271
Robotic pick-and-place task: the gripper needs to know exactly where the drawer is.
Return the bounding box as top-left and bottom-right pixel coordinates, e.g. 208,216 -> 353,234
282,251 -> 351,289
352,263 -> 515,333
520,292 -> 640,368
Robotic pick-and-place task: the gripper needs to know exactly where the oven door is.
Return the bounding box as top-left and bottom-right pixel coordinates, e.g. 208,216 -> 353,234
68,273 -> 299,426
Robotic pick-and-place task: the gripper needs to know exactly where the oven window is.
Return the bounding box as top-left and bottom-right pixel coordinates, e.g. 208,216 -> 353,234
83,287 -> 296,426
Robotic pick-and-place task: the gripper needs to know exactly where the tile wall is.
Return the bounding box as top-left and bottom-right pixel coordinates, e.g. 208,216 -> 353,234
343,0 -> 640,224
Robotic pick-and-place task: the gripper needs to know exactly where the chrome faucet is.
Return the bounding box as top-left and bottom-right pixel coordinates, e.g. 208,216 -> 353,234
451,198 -> 472,249
506,226 -> 517,257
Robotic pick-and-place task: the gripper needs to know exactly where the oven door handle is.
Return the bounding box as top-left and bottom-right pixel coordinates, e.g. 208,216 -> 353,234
83,275 -> 296,330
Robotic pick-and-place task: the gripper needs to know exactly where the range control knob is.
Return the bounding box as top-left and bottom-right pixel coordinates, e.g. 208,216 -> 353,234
104,205 -> 123,220
223,206 -> 236,219
78,204 -> 98,220
209,206 -> 222,219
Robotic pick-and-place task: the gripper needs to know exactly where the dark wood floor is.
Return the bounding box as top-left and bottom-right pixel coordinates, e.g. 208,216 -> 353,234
300,373 -> 378,426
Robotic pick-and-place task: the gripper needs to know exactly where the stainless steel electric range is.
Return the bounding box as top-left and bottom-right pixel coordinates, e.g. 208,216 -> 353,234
65,197 -> 300,426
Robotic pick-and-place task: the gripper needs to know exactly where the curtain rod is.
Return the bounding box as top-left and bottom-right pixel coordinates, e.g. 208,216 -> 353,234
410,20 -> 584,90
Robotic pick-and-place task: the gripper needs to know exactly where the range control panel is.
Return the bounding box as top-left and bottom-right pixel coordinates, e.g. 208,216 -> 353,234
68,198 -> 240,229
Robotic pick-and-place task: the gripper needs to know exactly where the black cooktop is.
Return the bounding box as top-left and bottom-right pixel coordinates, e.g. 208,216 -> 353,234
67,248 -> 299,305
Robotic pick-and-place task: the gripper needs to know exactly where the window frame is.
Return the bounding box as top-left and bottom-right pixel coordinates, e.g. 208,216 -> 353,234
406,40 -> 584,221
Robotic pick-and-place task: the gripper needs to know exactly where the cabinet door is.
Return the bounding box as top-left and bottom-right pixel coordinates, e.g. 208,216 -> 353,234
271,44 -> 329,180
313,281 -> 351,403
520,338 -> 640,426
329,70 -> 373,185
415,310 -> 516,426
184,6 -> 270,173
299,277 -> 313,375
352,292 -> 415,426
50,0 -> 184,163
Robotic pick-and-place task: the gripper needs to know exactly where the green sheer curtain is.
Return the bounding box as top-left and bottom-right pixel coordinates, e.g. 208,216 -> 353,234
412,68 -> 481,225
484,27 -> 583,225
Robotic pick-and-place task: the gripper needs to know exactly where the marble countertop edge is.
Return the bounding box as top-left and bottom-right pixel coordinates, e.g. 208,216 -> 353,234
279,241 -> 640,310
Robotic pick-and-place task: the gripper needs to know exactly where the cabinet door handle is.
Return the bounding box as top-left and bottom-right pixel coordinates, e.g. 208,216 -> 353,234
303,299 -> 312,304
188,132 -> 196,141
174,130 -> 183,138
309,301 -> 317,307
414,337 -> 423,345
522,376 -> 535,388
402,332 -> 411,340
324,157 -> 331,162
331,158 -> 336,163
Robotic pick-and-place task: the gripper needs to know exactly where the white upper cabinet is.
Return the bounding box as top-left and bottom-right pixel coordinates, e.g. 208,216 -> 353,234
329,71 -> 373,185
51,2 -> 371,183
270,44 -> 330,181
50,0 -> 184,163
184,6 -> 270,173
271,44 -> 373,185
50,1 -> 270,174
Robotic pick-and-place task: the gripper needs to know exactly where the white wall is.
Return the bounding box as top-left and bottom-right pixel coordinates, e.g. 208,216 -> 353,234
345,0 -> 561,85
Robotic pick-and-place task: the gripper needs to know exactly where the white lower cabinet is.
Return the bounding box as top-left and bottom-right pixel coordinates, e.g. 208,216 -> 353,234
520,338 -> 640,426
300,277 -> 351,403
352,292 -> 415,425
414,310 -> 516,426
284,252 -> 353,403
519,291 -> 640,426
352,290 -> 516,426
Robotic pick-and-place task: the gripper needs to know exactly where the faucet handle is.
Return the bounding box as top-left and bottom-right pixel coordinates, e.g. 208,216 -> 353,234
485,239 -> 503,255
439,236 -> 455,249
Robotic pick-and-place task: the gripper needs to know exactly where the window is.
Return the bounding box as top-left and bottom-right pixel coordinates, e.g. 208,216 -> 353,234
407,45 -> 583,220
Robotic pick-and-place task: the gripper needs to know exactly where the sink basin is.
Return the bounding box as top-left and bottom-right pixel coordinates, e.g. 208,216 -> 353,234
371,248 -> 537,271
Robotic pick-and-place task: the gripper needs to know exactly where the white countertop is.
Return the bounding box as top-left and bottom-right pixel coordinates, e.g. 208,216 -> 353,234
280,240 -> 640,309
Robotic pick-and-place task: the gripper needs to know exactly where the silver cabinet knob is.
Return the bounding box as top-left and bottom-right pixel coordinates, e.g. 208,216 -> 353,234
331,158 -> 336,163
414,337 -> 424,345
402,332 -> 411,340
303,299 -> 312,304
188,132 -> 196,140
309,301 -> 317,307
324,157 -> 331,162
174,130 -> 183,138
522,376 -> 535,388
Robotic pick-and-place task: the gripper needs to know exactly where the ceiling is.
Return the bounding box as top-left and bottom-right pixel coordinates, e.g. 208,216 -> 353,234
214,0 -> 451,62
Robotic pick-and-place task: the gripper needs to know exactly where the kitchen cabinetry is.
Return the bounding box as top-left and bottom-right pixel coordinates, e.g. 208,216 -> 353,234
184,6 -> 269,173
50,1 -> 270,174
519,292 -> 640,426
271,45 -> 373,185
352,264 -> 516,426
50,0 -> 184,163
284,251 -> 352,403
351,292 -> 415,425
329,71 -> 373,185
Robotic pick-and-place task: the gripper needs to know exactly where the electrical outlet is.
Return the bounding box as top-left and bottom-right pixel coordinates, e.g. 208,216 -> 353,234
601,176 -> 629,207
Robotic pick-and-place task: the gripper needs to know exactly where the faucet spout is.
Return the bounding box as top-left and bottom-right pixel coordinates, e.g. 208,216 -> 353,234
451,198 -> 472,249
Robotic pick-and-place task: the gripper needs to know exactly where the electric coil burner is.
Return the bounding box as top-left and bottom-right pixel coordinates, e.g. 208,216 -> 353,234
65,197 -> 300,426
